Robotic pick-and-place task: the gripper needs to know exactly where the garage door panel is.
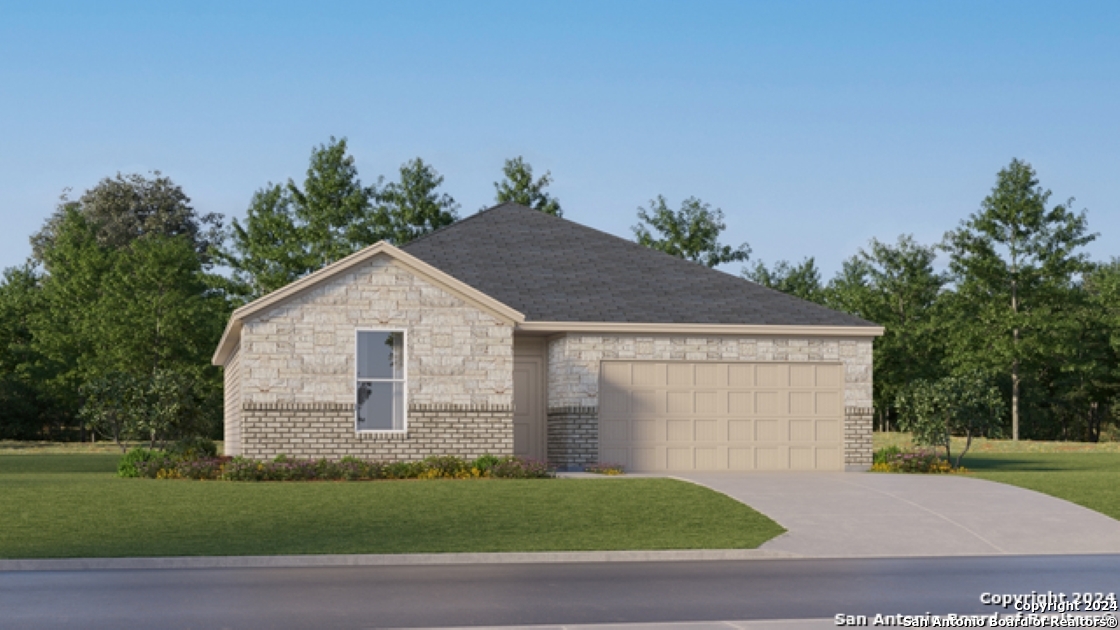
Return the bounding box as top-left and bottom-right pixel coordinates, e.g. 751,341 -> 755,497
695,419 -> 718,442
816,448 -> 842,470
601,362 -> 631,388
789,419 -> 815,442
601,420 -> 628,443
755,447 -> 786,470
816,419 -> 841,442
817,391 -> 841,416
790,364 -> 816,388
728,419 -> 752,442
632,362 -> 662,386
728,364 -> 753,387
599,361 -> 844,472
695,448 -> 717,469
789,391 -> 815,415
667,448 -> 692,470
666,419 -> 692,442
728,391 -> 752,415
667,364 -> 693,386
790,447 -> 817,470
755,391 -> 782,415
666,391 -> 693,414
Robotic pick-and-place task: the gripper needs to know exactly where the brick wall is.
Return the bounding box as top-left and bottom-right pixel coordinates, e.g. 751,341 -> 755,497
546,406 -> 598,471
240,402 -> 513,461
844,406 -> 874,470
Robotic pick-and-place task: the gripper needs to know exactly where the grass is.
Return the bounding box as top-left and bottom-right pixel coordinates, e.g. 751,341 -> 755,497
0,454 -> 785,559
874,432 -> 1120,521
0,440 -> 226,455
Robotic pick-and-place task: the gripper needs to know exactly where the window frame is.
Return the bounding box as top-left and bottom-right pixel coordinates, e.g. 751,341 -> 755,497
354,328 -> 408,434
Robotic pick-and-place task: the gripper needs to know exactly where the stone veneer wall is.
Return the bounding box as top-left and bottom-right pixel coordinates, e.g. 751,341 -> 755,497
546,334 -> 877,469
546,406 -> 598,471
844,406 -> 874,471
238,257 -> 513,407
240,403 -> 513,460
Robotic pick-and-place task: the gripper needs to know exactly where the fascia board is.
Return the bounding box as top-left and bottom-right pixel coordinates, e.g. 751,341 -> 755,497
515,321 -> 885,337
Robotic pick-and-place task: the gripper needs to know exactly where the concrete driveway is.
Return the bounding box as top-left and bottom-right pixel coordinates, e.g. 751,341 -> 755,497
675,472 -> 1120,557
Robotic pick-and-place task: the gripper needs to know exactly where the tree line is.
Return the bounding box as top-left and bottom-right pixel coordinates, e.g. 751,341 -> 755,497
0,138 -> 1115,444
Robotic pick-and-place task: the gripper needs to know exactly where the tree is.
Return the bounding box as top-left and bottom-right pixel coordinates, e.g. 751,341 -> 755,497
896,373 -> 1005,469
942,159 -> 1096,440
743,258 -> 824,303
376,158 -> 460,245
491,156 -> 562,216
31,172 -> 222,267
220,137 -> 381,300
0,265 -> 64,439
823,235 -> 949,429
633,196 -> 750,268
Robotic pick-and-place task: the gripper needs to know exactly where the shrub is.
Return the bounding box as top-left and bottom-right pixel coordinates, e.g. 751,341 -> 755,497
471,454 -> 502,475
491,457 -> 553,479
117,447 -> 162,478
871,448 -> 956,474
166,436 -> 218,460
584,462 -> 625,475
872,445 -> 902,466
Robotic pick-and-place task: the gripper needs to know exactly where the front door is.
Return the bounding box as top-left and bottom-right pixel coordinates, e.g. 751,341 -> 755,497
512,358 -> 544,461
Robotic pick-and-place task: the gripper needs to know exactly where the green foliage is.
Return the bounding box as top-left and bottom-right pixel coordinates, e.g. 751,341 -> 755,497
870,449 -> 954,474
220,137 -> 381,300
0,265 -> 65,439
30,172 -> 222,267
375,158 -> 460,244
117,447 -> 163,478
896,373 -> 1006,468
942,158 -> 1096,439
633,195 -> 750,268
127,453 -> 555,481
491,156 -> 562,216
584,462 -> 625,475
743,257 -> 824,303
824,235 -> 949,428
872,445 -> 902,465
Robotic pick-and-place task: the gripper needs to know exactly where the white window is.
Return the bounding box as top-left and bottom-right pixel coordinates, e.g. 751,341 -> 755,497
355,330 -> 406,432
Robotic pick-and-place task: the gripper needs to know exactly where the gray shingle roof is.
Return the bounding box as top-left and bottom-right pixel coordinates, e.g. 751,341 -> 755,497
401,203 -> 876,327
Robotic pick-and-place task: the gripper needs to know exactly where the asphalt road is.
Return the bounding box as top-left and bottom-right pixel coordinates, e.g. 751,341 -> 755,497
2,555 -> 1118,630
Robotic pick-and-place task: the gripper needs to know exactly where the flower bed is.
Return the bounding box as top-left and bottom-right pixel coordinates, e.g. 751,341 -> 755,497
119,449 -> 554,481
870,446 -> 959,473
583,462 -> 625,475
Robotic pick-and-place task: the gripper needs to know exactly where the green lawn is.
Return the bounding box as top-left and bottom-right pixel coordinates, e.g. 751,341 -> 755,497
0,454 -> 785,559
873,432 -> 1120,522
964,453 -> 1120,521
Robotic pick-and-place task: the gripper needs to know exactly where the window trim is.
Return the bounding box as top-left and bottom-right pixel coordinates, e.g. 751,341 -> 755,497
354,328 -> 408,434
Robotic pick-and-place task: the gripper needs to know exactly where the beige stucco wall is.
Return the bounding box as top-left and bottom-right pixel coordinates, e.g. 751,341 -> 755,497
546,334 -> 874,409
238,256 -> 514,407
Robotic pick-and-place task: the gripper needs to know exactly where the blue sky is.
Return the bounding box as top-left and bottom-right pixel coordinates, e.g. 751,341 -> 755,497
1,0 -> 1117,278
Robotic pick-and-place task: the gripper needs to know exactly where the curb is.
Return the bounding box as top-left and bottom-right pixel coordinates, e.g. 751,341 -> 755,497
0,549 -> 801,572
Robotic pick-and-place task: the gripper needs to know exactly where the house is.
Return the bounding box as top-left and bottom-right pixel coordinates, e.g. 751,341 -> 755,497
212,203 -> 883,471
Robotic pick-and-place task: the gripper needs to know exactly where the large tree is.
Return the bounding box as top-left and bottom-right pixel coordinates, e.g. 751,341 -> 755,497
31,172 -> 222,266
633,195 -> 750,268
942,159 -> 1095,440
743,258 -> 824,303
221,137 -> 381,300
824,235 -> 948,429
376,158 -> 460,245
491,156 -> 562,216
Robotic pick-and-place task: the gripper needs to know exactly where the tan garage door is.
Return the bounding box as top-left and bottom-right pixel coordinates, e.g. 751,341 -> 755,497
599,361 -> 844,472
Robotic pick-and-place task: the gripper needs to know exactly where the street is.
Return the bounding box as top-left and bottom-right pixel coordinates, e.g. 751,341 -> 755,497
2,555 -> 1117,629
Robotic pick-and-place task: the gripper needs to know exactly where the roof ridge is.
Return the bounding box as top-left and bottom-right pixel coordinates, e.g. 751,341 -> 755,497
400,201 -> 526,250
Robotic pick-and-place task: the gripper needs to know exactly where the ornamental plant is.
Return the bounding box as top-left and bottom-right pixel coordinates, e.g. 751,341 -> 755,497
121,452 -> 554,481
895,372 -> 1005,469
584,462 -> 625,475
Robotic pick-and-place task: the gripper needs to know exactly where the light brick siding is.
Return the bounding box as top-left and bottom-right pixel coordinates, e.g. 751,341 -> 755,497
240,403 -> 513,460
844,406 -> 874,471
223,345 -> 242,455
239,257 -> 513,407
546,406 -> 598,470
224,255 -> 515,460
545,334 -> 876,469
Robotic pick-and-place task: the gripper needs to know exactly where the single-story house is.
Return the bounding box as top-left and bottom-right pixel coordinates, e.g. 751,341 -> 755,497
213,203 -> 883,471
